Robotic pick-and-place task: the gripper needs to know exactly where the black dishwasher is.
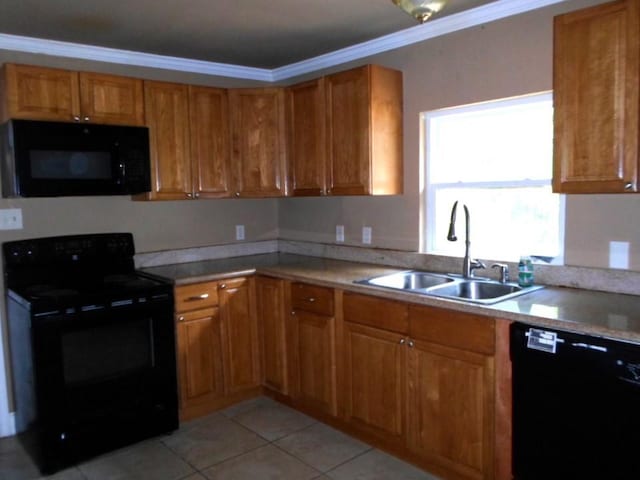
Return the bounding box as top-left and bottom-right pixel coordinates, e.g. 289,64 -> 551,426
511,322 -> 640,479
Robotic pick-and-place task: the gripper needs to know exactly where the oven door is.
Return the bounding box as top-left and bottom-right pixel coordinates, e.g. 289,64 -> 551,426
30,299 -> 178,469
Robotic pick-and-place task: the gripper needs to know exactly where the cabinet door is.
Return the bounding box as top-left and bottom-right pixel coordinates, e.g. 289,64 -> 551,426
2,64 -> 80,122
325,66 -> 370,195
219,277 -> 261,394
290,309 -> 337,415
143,80 -> 192,200
287,78 -> 326,196
229,88 -> 287,197
78,72 -> 144,126
343,321 -> 405,441
256,276 -> 289,395
189,86 -> 232,198
407,339 -> 495,480
176,308 -> 225,419
553,0 -> 640,193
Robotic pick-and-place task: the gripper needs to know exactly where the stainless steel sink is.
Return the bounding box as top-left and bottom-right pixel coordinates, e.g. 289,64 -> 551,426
360,271 -> 453,290
356,271 -> 543,305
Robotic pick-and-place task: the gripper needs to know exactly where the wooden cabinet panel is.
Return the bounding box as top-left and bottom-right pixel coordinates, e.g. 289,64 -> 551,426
79,72 -> 144,126
553,0 -> 640,193
291,282 -> 334,316
189,86 -> 232,198
343,292 -> 408,333
257,276 -> 289,394
219,277 -> 261,394
143,80 -> 192,200
407,339 -> 494,480
343,321 -> 405,441
287,78 -> 327,196
176,308 -> 225,415
291,309 -> 337,415
325,65 -> 403,195
2,64 -> 80,122
229,88 -> 287,197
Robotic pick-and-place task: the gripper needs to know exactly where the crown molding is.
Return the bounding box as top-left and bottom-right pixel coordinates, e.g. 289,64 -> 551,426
0,0 -> 568,83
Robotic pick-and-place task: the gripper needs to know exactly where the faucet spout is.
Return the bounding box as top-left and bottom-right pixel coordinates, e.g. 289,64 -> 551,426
447,201 -> 484,278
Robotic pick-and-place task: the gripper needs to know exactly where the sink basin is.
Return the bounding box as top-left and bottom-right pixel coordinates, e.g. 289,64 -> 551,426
355,271 -> 543,305
357,271 -> 453,291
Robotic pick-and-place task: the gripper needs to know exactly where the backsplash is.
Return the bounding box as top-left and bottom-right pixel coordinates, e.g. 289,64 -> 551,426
135,239 -> 640,296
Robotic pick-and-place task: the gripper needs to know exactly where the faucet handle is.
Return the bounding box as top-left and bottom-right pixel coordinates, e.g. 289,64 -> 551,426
491,263 -> 509,283
469,259 -> 486,276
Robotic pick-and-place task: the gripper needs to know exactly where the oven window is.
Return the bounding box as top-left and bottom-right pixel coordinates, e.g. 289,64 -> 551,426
30,150 -> 112,180
62,317 -> 154,385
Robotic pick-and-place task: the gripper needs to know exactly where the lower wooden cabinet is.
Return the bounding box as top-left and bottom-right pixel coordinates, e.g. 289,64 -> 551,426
175,277 -> 260,420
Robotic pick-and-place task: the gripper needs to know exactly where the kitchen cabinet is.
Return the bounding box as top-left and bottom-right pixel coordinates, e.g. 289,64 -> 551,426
287,78 -> 327,196
553,0 -> 640,193
289,282 -> 337,416
325,64 -> 403,195
140,82 -> 232,200
342,293 -> 408,442
1,63 -> 144,125
142,80 -> 192,200
407,305 -> 495,480
229,88 -> 288,197
175,277 -> 260,420
256,276 -> 290,395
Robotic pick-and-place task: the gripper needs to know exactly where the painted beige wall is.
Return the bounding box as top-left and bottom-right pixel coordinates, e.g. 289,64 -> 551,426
280,0 -> 639,270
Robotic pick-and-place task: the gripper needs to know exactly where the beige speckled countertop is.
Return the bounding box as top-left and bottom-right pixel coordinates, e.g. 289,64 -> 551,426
143,253 -> 640,343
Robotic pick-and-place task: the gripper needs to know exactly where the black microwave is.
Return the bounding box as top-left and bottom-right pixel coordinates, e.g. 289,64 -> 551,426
1,119 -> 151,197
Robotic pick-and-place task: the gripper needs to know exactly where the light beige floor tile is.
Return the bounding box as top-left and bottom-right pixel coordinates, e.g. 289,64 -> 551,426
79,440 -> 194,480
275,422 -> 371,472
162,414 -> 267,470
230,401 -> 316,441
326,449 -> 440,480
201,444 -> 320,480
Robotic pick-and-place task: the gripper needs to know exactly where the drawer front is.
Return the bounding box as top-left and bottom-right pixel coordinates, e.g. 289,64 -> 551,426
343,292 -> 408,333
408,305 -> 495,355
291,282 -> 334,316
175,282 -> 219,312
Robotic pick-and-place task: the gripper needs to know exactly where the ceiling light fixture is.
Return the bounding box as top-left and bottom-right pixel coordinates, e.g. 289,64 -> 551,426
392,0 -> 448,23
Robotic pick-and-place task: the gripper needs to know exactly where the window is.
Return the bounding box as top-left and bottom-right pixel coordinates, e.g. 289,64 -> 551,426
423,92 -> 564,263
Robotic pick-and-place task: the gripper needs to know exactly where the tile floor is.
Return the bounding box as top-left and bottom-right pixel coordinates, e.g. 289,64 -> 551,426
0,396 -> 441,480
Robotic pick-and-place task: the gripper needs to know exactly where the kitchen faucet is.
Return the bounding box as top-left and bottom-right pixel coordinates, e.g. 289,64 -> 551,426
447,201 -> 486,278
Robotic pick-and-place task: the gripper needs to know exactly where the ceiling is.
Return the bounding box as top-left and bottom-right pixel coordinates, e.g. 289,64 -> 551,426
0,0 -> 498,69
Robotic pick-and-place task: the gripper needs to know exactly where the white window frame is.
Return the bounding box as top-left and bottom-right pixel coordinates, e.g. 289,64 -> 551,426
420,92 -> 565,264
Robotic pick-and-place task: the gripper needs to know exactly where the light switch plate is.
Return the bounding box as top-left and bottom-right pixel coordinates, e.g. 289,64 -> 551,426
336,225 -> 345,242
362,226 -> 372,244
0,208 -> 23,230
235,225 -> 245,240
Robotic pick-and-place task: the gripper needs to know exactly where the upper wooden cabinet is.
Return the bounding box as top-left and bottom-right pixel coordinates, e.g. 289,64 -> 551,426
229,88 -> 288,197
325,65 -> 403,195
287,78 -> 327,196
1,64 -> 144,125
142,80 -> 192,200
141,82 -> 232,200
553,0 -> 640,193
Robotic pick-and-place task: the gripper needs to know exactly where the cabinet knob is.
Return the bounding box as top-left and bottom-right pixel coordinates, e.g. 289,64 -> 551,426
291,310 -> 296,316
408,340 -> 415,348
178,316 -> 185,322
306,297 -> 315,303
83,116 -> 90,122
235,192 -> 240,197
399,338 -> 406,345
625,182 -> 634,191
219,283 -> 227,290
194,192 -> 200,198
186,193 -> 193,198
73,116 -> 81,122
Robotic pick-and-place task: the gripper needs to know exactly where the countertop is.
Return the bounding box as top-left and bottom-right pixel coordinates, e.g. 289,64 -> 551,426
143,253 -> 640,343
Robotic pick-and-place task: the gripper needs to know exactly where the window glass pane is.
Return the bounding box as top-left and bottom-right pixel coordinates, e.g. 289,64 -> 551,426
428,96 -> 553,184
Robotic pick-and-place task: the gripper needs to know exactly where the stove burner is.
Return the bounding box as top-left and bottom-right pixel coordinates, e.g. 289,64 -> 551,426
24,285 -> 79,299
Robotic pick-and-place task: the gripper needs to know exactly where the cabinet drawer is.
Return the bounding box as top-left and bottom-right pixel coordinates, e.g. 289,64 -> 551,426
291,282 -> 334,316
408,305 -> 495,355
175,282 -> 219,312
343,292 -> 408,333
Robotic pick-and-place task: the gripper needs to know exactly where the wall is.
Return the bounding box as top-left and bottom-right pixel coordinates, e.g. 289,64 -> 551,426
279,0 -> 640,270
